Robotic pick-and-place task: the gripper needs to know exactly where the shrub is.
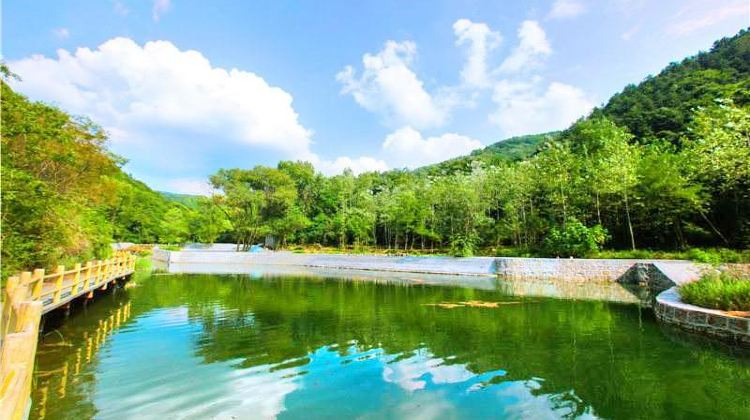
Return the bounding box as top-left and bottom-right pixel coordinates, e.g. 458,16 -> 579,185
543,219 -> 608,258
679,272 -> 750,311
450,234 -> 478,257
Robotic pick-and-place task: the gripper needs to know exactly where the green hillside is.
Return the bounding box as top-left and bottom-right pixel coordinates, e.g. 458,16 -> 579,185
160,191 -> 201,209
417,132 -> 557,175
596,28 -> 750,143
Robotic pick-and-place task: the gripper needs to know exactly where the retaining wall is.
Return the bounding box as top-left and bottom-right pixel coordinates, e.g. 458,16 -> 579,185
655,287 -> 750,345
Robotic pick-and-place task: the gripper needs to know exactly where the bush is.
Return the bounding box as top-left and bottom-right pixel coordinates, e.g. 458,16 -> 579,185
679,272 -> 750,311
543,219 -> 608,258
450,234 -> 478,257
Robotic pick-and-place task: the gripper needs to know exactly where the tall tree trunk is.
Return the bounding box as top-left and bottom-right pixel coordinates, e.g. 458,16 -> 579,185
624,191 -> 636,251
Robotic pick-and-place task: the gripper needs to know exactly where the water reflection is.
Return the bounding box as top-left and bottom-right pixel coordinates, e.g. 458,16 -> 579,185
31,273 -> 750,419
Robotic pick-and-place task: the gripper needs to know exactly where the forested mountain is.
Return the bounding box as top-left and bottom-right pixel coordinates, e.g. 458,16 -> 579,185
160,192 -> 201,209
596,28 -> 750,143
417,132 -> 556,175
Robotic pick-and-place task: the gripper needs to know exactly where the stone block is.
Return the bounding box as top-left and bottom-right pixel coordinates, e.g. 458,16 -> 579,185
728,317 -> 749,333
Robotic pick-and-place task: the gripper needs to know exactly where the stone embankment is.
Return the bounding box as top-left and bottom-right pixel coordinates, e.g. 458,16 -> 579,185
655,287 -> 749,345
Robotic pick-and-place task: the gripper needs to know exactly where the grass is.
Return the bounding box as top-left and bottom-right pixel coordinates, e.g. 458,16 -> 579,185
679,272 -> 750,311
282,244 -> 750,263
593,248 -> 750,263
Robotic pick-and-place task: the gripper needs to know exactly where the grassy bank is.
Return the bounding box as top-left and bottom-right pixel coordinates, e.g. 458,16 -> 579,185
679,272 -> 750,312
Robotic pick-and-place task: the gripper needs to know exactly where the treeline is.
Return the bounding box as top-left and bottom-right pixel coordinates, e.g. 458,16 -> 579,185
207,102 -> 748,256
0,72 -> 219,277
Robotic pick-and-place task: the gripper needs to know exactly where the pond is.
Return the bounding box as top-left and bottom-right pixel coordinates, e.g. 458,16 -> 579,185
32,272 -> 750,419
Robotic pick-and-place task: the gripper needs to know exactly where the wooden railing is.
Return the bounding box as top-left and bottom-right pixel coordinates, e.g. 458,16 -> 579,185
0,252 -> 136,420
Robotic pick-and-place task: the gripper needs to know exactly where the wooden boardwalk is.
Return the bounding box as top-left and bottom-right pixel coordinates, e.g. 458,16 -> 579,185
0,252 -> 135,420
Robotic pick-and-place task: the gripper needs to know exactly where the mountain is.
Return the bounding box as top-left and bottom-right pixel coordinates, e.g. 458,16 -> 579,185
160,191 -> 201,209
416,132 -> 558,175
420,29 -> 750,173
595,28 -> 750,143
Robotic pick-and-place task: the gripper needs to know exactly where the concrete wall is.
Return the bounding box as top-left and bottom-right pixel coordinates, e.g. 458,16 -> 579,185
154,249 -> 498,276
155,249 -> 700,284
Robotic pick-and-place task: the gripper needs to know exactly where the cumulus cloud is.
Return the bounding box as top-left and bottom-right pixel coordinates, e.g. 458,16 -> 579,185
490,80 -> 594,137
152,0 -> 171,21
9,37 -> 314,157
547,0 -> 586,20
453,19 -> 502,88
382,126 -> 482,169
499,21 -> 551,73
336,40 -> 448,129
8,37 -> 323,190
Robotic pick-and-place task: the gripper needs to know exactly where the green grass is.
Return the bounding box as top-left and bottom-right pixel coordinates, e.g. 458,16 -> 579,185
593,248 -> 750,263
281,245 -> 750,262
679,272 -> 750,311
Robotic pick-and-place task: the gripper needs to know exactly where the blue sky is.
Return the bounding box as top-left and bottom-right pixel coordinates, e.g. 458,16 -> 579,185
3,0 -> 748,193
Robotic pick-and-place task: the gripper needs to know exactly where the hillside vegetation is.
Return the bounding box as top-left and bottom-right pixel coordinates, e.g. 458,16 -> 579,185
417,132 -> 557,175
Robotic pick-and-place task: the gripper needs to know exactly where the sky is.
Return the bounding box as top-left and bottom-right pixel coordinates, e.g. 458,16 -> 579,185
3,0 -> 749,194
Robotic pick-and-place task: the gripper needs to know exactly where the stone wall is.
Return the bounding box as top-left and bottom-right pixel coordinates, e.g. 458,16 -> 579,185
494,257 -> 698,286
655,287 -> 749,345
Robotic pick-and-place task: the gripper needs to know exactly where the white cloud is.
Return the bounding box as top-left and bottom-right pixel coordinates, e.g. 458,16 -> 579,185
490,80 -> 594,137
666,1 -> 748,36
336,40 -> 448,129
315,156 -> 389,176
52,27 -> 70,39
152,0 -> 171,22
499,21 -> 552,73
453,19 -> 502,88
9,37 -> 314,158
382,126 -> 482,169
547,0 -> 586,20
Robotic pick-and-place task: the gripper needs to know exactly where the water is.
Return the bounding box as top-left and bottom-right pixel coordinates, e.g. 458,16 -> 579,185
32,272 -> 750,419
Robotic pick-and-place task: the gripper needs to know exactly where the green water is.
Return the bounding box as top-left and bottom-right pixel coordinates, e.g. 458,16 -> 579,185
32,272 -> 750,419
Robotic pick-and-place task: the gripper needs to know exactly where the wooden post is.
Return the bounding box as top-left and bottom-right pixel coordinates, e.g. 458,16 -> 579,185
53,266 -> 65,304
71,263 -> 82,296
2,276 -> 19,336
32,269 -> 45,300
0,301 -> 42,420
84,261 -> 93,290
19,272 -> 32,300
95,260 -> 103,286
